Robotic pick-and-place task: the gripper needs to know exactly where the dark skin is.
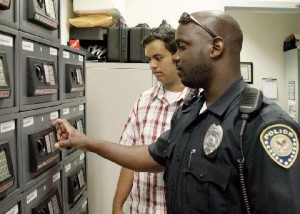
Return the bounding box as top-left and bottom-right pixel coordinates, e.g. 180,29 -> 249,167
174,11 -> 242,106
53,10 -> 243,172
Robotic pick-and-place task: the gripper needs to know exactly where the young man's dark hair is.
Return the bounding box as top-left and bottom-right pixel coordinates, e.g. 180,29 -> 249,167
142,26 -> 177,54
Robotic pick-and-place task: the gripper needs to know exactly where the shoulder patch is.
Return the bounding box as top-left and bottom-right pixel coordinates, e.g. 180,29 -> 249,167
260,124 -> 298,169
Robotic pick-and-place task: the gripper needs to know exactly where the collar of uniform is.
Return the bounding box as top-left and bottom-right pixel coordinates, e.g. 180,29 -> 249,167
206,78 -> 247,117
182,92 -> 204,113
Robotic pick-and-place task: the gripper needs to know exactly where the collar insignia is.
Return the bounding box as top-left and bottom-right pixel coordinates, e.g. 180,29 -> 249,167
203,124 -> 223,155
260,124 -> 299,169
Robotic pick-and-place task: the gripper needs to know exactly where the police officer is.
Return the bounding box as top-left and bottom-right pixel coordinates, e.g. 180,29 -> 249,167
54,10 -> 300,213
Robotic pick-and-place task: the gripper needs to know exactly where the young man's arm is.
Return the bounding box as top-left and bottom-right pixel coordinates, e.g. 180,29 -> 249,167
112,168 -> 134,214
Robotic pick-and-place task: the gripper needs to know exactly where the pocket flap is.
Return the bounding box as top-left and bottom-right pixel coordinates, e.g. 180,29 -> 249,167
184,156 -> 231,190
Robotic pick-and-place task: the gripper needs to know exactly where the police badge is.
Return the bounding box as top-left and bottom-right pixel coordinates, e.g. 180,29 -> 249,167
203,124 -> 223,155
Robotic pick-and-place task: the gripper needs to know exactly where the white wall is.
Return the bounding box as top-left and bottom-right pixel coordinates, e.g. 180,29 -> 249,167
227,10 -> 300,110
124,0 -> 300,27
125,0 -> 223,28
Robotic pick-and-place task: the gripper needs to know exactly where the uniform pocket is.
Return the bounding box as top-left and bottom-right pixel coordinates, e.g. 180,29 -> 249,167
184,154 -> 232,212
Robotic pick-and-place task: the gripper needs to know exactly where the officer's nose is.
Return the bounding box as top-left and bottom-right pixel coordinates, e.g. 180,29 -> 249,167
172,51 -> 180,64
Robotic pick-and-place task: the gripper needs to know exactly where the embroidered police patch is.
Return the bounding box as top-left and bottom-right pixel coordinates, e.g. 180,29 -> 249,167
260,124 -> 299,168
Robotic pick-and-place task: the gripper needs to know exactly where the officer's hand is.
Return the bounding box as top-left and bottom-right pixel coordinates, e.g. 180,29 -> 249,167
52,118 -> 91,151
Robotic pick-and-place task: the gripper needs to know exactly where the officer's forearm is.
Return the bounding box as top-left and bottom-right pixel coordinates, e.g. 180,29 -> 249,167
87,139 -> 164,172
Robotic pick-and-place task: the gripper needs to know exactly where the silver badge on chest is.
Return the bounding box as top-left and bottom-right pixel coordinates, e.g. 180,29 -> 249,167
203,124 -> 223,155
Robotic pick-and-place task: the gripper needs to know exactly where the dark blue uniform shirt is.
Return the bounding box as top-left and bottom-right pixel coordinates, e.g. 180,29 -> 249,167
149,79 -> 300,213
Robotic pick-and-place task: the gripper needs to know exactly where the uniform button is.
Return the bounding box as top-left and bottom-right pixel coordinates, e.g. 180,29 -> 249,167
164,149 -> 167,153
167,140 -> 171,144
199,172 -> 204,178
176,156 -> 181,161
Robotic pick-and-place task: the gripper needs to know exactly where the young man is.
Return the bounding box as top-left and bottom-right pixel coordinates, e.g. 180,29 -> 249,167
112,26 -> 190,214
54,11 -> 300,213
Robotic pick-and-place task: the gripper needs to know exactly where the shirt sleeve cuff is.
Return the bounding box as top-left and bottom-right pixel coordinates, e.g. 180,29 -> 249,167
148,130 -> 171,167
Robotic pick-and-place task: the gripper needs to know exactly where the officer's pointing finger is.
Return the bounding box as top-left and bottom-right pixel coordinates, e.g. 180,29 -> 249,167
55,139 -> 71,149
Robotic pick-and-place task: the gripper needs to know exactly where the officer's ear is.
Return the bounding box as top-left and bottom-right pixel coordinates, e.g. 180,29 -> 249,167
210,36 -> 224,58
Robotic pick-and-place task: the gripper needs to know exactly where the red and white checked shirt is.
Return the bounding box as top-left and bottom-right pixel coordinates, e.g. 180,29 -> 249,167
119,83 -> 190,214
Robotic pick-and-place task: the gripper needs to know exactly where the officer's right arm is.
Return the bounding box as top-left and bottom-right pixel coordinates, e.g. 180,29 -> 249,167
53,118 -> 165,172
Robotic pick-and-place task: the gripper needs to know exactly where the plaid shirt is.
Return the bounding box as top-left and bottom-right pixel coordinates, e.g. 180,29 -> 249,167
119,83 -> 190,214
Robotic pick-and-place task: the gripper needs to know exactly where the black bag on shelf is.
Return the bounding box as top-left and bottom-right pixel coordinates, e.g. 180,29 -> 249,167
129,23 -> 151,63
107,22 -> 129,62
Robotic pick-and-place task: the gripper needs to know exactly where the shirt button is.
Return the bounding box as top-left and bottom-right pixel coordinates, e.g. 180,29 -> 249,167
176,156 -> 181,161
199,172 -> 204,178
167,140 -> 171,144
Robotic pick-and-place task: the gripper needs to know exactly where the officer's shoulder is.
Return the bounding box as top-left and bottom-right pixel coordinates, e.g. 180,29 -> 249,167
257,97 -> 299,169
259,97 -> 297,125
